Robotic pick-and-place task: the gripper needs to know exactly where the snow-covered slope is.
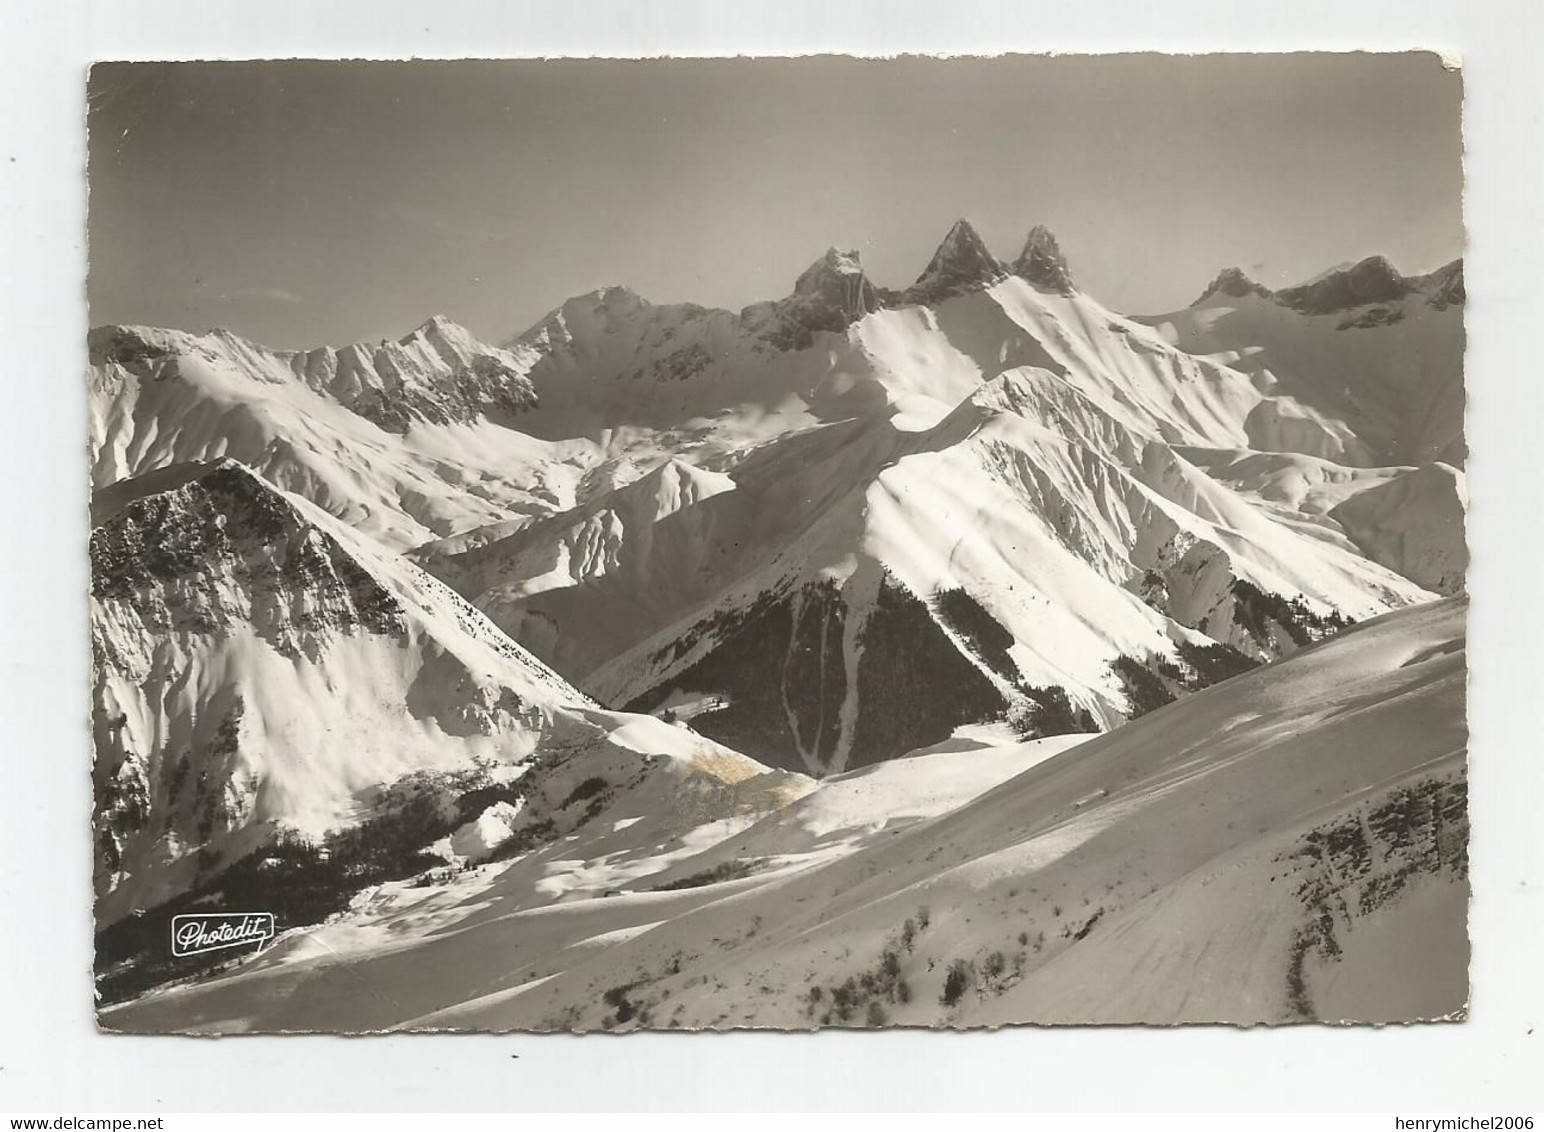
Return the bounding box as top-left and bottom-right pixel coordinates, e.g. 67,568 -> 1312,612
88,321 -> 619,550
102,596 -> 1468,1032
1174,448 -> 1468,597
1141,257 -> 1465,468
1328,462 -> 1468,595
89,458 -> 801,928
416,344 -> 1432,775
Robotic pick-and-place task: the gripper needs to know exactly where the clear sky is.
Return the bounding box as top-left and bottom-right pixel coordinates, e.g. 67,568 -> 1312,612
87,54 -> 1464,349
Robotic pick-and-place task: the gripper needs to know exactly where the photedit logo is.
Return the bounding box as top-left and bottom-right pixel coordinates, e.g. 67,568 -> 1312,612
170,912 -> 276,958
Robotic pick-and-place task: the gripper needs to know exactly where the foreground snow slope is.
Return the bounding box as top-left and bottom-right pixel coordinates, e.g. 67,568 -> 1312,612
90,459 -> 799,925
103,596 -> 1467,1032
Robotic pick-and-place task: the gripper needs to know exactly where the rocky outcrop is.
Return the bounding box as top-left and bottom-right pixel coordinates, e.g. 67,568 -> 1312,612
746,247 -> 890,350
1191,266 -> 1274,306
90,460 -> 405,662
1012,225 -> 1077,294
1274,256 -> 1412,315
905,219 -> 1009,304
1190,256 -> 1466,322
1420,258 -> 1466,310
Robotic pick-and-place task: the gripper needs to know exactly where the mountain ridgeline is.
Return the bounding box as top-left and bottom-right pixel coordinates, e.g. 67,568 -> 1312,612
88,218 -> 1466,1005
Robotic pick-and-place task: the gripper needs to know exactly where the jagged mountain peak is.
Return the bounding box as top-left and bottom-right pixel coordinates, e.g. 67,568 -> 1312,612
1417,258 -> 1466,310
926,218 -> 1002,273
907,218 -> 1008,303
788,246 -> 883,312
793,246 -> 867,292
1013,225 -> 1077,294
735,247 -> 887,350
1191,266 -> 1274,307
405,312 -> 474,340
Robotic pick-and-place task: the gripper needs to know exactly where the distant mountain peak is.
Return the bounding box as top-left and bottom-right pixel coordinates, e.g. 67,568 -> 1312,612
410,312 -> 463,334
1416,258 -> 1466,310
1191,267 -> 1274,307
789,247 -> 883,316
1274,256 -> 1410,315
402,313 -> 481,349
1190,255 -> 1465,316
1013,225 -> 1077,294
741,247 -> 888,350
907,218 -> 1008,303
793,247 -> 867,292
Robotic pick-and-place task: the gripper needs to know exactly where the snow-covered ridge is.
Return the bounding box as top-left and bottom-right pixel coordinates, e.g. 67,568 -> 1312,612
1013,224 -> 1077,294
90,318 -> 538,435
511,217 -> 1082,359
1190,255 -> 1465,316
1145,260 -> 1466,467
88,319 -> 615,550
88,457 -> 796,933
416,349 -> 1433,776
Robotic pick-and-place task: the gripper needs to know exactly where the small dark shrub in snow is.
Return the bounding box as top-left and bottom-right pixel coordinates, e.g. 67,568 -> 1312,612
941,959 -> 973,1007
561,776 -> 608,808
649,857 -> 764,891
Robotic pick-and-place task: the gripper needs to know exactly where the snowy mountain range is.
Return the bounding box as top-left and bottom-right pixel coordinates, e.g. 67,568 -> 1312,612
88,219 -> 1468,1026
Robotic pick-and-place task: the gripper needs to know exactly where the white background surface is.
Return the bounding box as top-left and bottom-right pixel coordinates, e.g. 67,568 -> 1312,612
0,0 -> 1538,1112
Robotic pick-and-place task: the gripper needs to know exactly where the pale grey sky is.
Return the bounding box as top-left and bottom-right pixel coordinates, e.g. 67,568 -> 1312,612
87,55 -> 1463,348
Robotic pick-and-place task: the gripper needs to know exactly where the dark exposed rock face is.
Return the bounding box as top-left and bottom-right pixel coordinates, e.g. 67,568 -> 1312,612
626,573 -> 1014,775
1336,305 -> 1407,331
625,572 -> 1107,776
89,326 -> 175,371
1274,256 -> 1412,315
750,248 -> 890,350
793,247 -> 886,318
1421,258 -> 1466,310
1190,266 -> 1274,306
1012,225 -> 1077,294
905,219 -> 1009,305
90,460 -> 405,661
1190,257 -> 1467,315
627,581 -> 855,773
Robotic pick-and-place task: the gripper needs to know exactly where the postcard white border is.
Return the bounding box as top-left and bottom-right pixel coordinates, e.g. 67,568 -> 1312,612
1,0 -> 1539,1113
